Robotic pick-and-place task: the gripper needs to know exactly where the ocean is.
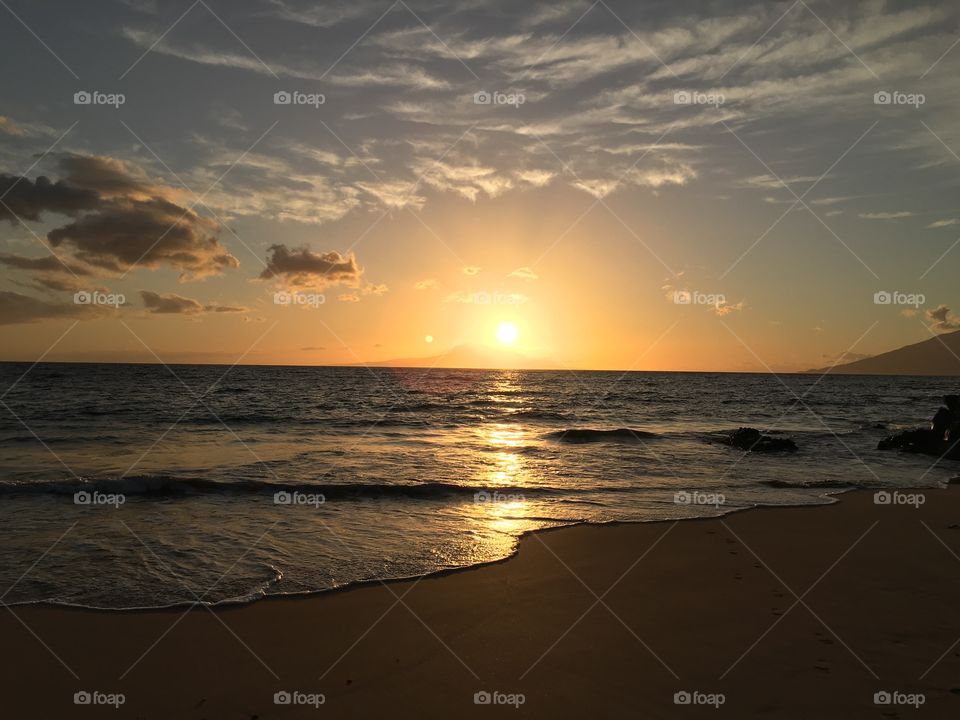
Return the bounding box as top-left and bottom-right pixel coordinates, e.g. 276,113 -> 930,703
0,363 -> 956,609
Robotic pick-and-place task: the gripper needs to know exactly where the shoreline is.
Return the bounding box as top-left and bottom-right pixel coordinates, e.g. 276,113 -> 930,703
4,488 -> 865,615
3,485 -> 960,718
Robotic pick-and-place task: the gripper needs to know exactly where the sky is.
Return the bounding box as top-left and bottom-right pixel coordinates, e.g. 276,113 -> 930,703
1,0 -> 959,371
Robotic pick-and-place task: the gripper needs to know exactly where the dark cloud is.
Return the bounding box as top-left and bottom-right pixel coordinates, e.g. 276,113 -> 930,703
49,197 -> 238,279
0,252 -> 99,294
259,244 -> 362,288
31,274 -> 94,293
140,290 -> 247,314
58,154 -> 158,198
0,290 -> 104,325
0,252 -> 92,275
1,156 -> 238,280
927,304 -> 960,332
0,174 -> 98,222
141,290 -> 204,314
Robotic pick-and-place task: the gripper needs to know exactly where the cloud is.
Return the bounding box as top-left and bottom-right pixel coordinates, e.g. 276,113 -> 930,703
363,282 -> 388,296
269,0 -> 384,29
926,304 -> 960,332
121,24 -> 449,90
411,158 -> 512,202
858,211 -> 914,220
741,174 -> 823,191
140,290 -> 204,314
140,290 -> 247,314
0,252 -> 100,293
572,179 -> 620,199
0,290 -> 106,325
1,156 -> 239,280
712,300 -> 746,316
58,154 -> 162,199
32,274 -> 99,293
0,174 -> 98,222
48,197 -> 238,279
927,218 -> 960,228
0,252 -> 92,276
0,116 -> 26,136
414,278 -> 438,290
259,244 -> 363,289
355,180 -> 426,210
508,267 -> 538,280
514,169 -> 555,187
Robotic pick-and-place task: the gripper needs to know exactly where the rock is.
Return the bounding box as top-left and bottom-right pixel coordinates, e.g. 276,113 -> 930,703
947,420 -> 960,460
877,427 -> 940,453
878,395 -> 960,460
932,407 -> 953,437
723,427 -> 798,453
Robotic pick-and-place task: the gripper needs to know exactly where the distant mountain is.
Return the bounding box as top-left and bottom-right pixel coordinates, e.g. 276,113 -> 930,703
808,330 -> 960,375
352,343 -> 561,370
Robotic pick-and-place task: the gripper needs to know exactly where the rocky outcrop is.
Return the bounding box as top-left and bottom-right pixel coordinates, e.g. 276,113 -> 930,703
722,427 -> 798,453
877,395 -> 960,460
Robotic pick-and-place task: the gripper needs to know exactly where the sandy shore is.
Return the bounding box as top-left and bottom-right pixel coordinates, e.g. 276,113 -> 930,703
3,487 -> 960,718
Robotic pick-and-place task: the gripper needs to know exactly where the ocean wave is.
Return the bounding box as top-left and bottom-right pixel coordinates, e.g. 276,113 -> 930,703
0,475 -> 589,501
545,428 -> 659,443
760,479 -> 859,489
508,409 -> 572,422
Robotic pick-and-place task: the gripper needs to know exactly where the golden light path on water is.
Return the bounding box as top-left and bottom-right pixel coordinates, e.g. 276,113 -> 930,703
469,370 -> 541,541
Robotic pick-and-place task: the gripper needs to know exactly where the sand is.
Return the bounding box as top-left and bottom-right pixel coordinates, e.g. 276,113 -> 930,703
3,487 -> 960,718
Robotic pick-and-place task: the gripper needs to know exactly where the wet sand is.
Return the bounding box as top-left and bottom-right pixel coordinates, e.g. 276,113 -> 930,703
3,486 -> 960,718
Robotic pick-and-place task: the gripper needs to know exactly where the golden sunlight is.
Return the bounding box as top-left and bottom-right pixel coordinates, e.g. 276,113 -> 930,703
495,322 -> 519,346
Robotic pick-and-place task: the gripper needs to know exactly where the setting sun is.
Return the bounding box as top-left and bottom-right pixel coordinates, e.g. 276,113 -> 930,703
496,322 -> 519,346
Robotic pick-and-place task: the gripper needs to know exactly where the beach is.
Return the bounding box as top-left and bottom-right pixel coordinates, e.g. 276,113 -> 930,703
3,485 -> 959,719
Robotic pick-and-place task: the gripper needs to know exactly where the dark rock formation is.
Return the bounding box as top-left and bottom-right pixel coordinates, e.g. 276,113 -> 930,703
878,395 -> 960,460
722,427 -> 798,453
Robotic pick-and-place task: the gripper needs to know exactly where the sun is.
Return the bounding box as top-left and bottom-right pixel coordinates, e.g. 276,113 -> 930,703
495,322 -> 519,346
